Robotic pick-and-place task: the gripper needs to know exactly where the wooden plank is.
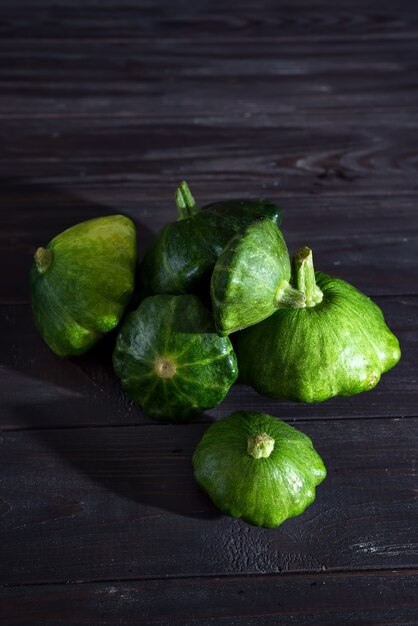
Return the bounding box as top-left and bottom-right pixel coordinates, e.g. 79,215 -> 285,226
1,184 -> 417,304
1,570 -> 418,625
0,296 -> 415,429
0,417 -> 416,585
1,0 -> 418,42
1,40 -> 418,119
2,117 -> 418,182
1,117 -> 418,216
2,114 -> 418,172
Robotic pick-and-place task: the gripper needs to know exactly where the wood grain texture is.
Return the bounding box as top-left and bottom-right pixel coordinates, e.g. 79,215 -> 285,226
1,0 -> 418,622
0,418 -> 416,585
2,0 -> 418,42
0,296 -> 414,429
2,119 -> 418,197
1,570 -> 418,625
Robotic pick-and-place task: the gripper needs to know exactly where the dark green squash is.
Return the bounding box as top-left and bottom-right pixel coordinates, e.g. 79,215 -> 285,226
193,411 -> 326,528
234,247 -> 401,402
113,294 -> 238,421
211,218 -> 305,336
30,215 -> 137,357
140,182 -> 282,296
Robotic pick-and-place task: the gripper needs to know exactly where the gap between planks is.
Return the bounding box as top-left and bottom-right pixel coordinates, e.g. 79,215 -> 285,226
2,31 -> 418,44
1,106 -> 418,121
1,565 -> 417,592
0,414 -> 414,434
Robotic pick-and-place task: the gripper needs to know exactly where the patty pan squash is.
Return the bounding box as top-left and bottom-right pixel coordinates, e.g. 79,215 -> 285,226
193,411 -> 326,528
211,218 -> 305,335
30,215 -> 137,357
113,294 -> 238,421
234,247 -> 401,402
140,181 -> 282,296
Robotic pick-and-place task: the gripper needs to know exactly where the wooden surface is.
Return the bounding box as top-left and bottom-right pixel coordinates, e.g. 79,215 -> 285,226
1,1 -> 417,624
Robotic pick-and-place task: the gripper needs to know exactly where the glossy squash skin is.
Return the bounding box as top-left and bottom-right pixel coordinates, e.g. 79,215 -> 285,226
140,182 -> 282,296
30,215 -> 137,357
113,294 -> 238,422
234,249 -> 401,402
211,219 -> 305,336
193,411 -> 326,528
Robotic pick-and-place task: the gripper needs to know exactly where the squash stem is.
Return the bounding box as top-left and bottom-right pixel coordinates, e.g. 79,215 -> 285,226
247,432 -> 275,459
34,247 -> 52,274
274,281 -> 306,309
292,247 -> 323,307
175,181 -> 198,219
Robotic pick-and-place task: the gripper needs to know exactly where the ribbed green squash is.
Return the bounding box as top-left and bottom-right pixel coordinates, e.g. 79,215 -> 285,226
234,247 -> 401,402
193,411 -> 326,528
113,294 -> 238,421
211,218 -> 305,336
30,215 -> 137,357
140,182 -> 282,296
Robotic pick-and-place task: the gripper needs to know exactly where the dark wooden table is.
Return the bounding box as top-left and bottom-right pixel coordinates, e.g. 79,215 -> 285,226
1,1 -> 418,624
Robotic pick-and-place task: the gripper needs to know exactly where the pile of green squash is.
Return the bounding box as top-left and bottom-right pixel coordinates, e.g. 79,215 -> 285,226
30,182 -> 400,528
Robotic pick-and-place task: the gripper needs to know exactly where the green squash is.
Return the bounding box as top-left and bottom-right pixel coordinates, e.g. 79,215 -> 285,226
113,294 -> 238,421
193,411 -> 326,528
140,181 -> 282,296
211,218 -> 305,336
234,247 -> 401,402
30,215 -> 137,357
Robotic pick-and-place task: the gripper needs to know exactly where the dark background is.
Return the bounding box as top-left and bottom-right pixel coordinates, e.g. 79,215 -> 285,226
1,1 -> 417,624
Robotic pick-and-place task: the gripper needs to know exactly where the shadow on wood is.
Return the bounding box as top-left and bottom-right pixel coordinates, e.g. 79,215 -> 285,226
0,177 -> 156,303
10,402 -> 220,521
0,178 -> 159,419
